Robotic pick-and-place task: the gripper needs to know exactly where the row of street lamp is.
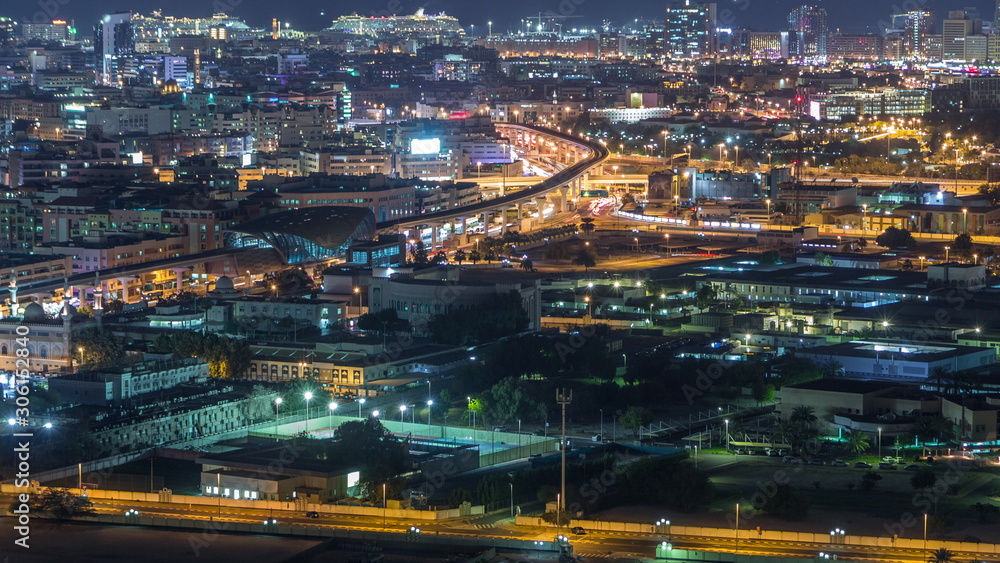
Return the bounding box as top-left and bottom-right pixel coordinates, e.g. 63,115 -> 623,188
270,393 -> 437,437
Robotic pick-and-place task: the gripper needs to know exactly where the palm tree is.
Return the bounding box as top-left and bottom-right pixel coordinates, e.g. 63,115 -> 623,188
772,419 -> 795,447
845,429 -> 871,455
454,249 -> 467,265
821,359 -> 844,378
930,367 -> 950,393
910,415 -> 953,446
790,405 -> 818,428
580,217 -> 596,236
469,250 -> 482,264
928,548 -> 954,563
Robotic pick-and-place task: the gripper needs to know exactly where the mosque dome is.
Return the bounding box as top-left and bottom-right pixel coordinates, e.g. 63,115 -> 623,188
22,302 -> 45,321
215,276 -> 235,292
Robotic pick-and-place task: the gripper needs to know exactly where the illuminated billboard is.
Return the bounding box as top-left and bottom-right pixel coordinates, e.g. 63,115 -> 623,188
410,138 -> 441,155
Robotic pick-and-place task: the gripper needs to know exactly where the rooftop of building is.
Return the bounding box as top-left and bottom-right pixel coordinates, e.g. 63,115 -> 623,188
697,264 -> 930,293
797,339 -> 991,362
784,378 -> 895,394
196,439 -> 363,477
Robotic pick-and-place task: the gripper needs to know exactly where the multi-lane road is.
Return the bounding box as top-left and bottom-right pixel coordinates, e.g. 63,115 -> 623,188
4,493 -> 984,563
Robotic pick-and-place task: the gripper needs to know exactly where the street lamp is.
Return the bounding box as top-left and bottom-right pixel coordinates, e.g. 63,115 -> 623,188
358,397 -> 366,418
878,427 -> 882,461
427,400 -> 433,425
919,256 -> 926,270
963,208 -> 968,234
400,404 -> 407,430
725,419 -> 730,452
945,246 -> 951,263
328,402 -> 337,430
304,392 -> 313,434
274,397 -> 282,437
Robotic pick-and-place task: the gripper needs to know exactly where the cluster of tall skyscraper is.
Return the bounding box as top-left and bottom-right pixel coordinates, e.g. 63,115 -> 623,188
664,1 -> 1000,63
664,2 -> 830,62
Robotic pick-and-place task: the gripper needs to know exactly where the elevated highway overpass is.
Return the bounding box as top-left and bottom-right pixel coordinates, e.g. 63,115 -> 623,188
377,124 -> 610,245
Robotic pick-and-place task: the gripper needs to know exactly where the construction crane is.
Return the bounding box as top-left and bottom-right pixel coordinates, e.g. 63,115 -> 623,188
521,12 -> 583,35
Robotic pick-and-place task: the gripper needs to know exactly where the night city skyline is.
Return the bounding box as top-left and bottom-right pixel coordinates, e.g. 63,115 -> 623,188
2,0 -> 999,34
3,0 -> 1000,561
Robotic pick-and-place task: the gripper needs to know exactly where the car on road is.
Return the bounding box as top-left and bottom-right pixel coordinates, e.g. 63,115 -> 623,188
305,511 -> 320,518
571,526 -> 587,535
854,462 -> 873,469
904,464 -> 921,471
831,460 -> 848,467
878,462 -> 897,470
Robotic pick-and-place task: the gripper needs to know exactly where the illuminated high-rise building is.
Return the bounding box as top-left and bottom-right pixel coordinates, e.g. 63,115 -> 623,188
787,5 -> 828,61
0,17 -> 15,46
664,1 -> 717,60
903,11 -> 934,58
94,12 -> 135,86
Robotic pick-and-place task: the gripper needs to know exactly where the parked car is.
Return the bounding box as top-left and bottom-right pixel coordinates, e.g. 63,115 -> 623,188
807,459 -> 825,465
904,464 -> 921,471
305,511 -> 320,518
494,427 -> 507,432
855,462 -> 873,469
767,450 -> 782,457
878,462 -> 897,470
571,526 -> 587,535
831,460 -> 848,467
882,456 -> 903,464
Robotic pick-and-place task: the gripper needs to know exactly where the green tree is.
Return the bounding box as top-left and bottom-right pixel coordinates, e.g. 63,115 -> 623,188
790,405 -> 818,429
758,251 -> 781,265
159,331 -> 251,379
620,406 -> 653,436
11,488 -> 95,519
74,328 -> 126,369
357,309 -> 408,334
952,233 -> 974,256
910,415 -> 953,445
449,488 -> 473,507
480,378 -> 542,425
761,483 -> 809,519
427,291 -> 529,346
469,249 -> 482,264
332,418 -> 406,500
875,227 -> 916,249
860,470 -> 883,491
911,468 -> 938,491
814,252 -> 834,266
571,246 -> 598,272
846,429 -> 871,455
928,548 -> 955,563
411,240 -> 429,265
104,299 -> 125,315
695,285 -> 718,307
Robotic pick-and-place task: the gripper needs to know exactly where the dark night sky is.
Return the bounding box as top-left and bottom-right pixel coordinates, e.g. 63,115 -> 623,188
6,0 -> 997,36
